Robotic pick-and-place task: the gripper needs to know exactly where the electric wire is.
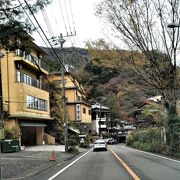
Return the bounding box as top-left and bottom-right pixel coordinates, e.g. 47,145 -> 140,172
23,0 -> 66,71
17,0 -> 60,94
17,0 -> 50,49
68,0 -> 77,46
50,2 -> 61,34
23,0 -> 88,97
58,0 -> 68,35
63,0 -> 73,46
1,0 -> 86,106
41,7 -> 54,38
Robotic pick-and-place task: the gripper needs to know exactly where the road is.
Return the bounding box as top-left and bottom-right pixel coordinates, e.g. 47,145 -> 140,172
35,144 -> 180,180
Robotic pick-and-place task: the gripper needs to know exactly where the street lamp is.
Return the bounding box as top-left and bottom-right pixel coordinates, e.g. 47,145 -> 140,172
167,23 -> 180,28
167,22 -> 180,106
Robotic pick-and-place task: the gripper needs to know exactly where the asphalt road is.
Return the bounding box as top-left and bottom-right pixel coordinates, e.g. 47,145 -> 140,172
49,147 -> 133,180
110,145 -> 180,180
44,144 -> 180,180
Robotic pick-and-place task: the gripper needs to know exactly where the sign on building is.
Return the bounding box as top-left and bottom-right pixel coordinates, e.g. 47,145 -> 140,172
76,104 -> 81,122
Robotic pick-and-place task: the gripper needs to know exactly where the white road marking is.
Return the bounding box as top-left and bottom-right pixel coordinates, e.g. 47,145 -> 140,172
123,146 -> 180,163
47,148 -> 93,180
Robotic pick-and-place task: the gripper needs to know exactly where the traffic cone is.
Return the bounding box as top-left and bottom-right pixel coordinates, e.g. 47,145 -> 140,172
49,149 -> 56,161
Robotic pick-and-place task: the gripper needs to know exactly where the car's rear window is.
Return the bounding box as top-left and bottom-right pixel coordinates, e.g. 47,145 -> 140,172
95,141 -> 105,144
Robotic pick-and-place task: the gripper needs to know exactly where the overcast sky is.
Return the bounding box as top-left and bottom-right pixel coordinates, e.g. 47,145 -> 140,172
32,0 -> 107,48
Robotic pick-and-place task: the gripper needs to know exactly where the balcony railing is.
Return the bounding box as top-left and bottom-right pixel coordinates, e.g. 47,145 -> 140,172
15,49 -> 49,72
16,71 -> 49,91
76,96 -> 90,104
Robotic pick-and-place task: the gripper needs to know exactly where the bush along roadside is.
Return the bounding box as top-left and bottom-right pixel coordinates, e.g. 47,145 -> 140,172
65,139 -> 79,154
126,128 -> 169,155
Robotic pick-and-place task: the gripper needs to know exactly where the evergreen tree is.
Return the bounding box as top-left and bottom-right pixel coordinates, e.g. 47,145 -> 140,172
0,0 -> 51,50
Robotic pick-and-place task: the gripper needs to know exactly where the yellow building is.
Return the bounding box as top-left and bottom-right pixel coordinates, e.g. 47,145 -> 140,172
48,72 -> 92,127
0,34 -> 52,145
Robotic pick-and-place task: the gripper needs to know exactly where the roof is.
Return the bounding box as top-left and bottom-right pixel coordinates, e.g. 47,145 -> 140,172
20,122 -> 47,127
91,103 -> 109,110
68,126 -> 80,134
147,95 -> 162,102
9,114 -> 53,120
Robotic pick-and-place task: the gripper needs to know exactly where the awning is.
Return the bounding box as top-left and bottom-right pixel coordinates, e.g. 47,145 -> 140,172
68,126 -> 80,134
9,114 -> 53,120
20,122 -> 47,127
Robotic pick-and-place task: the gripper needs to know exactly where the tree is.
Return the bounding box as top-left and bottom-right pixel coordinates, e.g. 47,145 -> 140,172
46,85 -> 64,143
83,39 -> 155,120
96,0 -> 180,111
0,0 -> 51,50
96,0 -> 180,152
142,102 -> 165,127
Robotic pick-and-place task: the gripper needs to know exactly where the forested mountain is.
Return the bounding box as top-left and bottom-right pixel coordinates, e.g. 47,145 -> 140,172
42,47 -> 90,72
42,46 -> 156,121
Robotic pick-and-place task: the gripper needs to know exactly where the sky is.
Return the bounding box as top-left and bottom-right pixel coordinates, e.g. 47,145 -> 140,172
32,0 -> 107,48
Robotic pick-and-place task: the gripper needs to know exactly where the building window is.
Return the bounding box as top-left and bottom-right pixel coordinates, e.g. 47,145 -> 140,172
26,95 -> 47,111
83,108 -> 86,114
16,71 -> 45,90
88,110 -> 91,115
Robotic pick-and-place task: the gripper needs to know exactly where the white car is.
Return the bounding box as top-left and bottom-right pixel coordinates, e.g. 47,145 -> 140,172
93,139 -> 107,151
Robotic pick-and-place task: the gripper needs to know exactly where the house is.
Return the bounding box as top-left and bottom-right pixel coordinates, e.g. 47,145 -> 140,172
48,72 -> 92,132
132,96 -> 164,128
0,34 -> 53,145
91,103 -> 110,136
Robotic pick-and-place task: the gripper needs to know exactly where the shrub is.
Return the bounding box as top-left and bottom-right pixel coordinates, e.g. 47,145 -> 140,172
65,139 -> 79,153
126,127 -> 165,153
132,141 -> 140,149
4,126 -> 20,139
139,142 -> 152,152
66,139 -> 77,147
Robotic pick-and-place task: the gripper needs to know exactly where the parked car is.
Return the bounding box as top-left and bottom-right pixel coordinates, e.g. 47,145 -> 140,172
93,139 -> 107,151
106,138 -> 117,145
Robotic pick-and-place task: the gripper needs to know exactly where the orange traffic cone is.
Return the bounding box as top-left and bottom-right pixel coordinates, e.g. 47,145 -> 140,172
49,149 -> 56,161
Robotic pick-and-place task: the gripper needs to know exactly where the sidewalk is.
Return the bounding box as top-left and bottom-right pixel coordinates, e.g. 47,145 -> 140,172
1,145 -> 90,179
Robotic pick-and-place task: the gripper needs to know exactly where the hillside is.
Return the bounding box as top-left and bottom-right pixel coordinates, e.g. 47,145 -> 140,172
74,58 -> 155,120
42,47 -> 155,120
42,47 -> 90,72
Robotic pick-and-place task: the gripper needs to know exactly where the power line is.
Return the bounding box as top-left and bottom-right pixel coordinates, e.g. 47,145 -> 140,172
50,4 -> 61,33
17,0 -> 61,94
17,0 -> 49,49
23,0 -> 87,98
63,0 -> 73,34
62,0 -> 74,46
58,0 -> 68,35
41,7 -> 54,38
23,0 -> 66,71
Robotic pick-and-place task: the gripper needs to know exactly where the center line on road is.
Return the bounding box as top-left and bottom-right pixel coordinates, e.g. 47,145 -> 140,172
109,147 -> 140,180
47,148 -> 92,180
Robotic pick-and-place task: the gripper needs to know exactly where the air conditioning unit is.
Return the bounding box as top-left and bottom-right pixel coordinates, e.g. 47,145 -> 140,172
37,74 -> 42,79
16,63 -> 22,69
38,54 -> 42,59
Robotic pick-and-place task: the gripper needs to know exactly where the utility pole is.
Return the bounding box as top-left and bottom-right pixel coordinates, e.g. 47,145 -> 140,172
0,51 -> 4,180
52,32 -> 76,152
58,34 -> 68,152
99,103 -> 102,137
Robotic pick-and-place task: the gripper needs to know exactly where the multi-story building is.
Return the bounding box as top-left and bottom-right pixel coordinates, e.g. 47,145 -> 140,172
48,72 -> 92,130
0,34 -> 52,145
91,103 -> 110,136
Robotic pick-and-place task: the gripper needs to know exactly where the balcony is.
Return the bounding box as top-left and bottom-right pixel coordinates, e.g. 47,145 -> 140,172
14,49 -> 49,73
76,96 -> 90,104
16,71 -> 49,91
99,124 -> 107,128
